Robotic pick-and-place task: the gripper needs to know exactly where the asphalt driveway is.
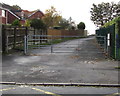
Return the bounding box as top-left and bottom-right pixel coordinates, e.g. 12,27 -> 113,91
2,36 -> 119,84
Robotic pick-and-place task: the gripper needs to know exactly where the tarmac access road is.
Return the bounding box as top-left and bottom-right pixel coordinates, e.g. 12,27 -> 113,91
1,36 -> 119,85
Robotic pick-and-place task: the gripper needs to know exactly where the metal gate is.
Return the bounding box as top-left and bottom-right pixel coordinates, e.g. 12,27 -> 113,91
96,36 -> 107,53
24,35 -> 108,59
24,35 -> 82,54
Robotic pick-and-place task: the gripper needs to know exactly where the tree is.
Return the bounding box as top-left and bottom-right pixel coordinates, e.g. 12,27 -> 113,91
42,6 -> 62,28
12,19 -> 21,26
90,2 -> 119,27
103,16 -> 120,27
30,19 -> 46,30
77,22 -> 86,30
68,17 -> 76,30
12,5 -> 22,10
25,20 -> 31,27
58,18 -> 70,29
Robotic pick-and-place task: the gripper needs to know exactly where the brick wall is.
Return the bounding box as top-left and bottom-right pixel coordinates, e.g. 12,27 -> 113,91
7,11 -> 18,24
28,11 -> 44,19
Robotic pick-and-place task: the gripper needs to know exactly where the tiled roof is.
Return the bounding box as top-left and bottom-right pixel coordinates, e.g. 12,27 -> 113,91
1,3 -> 44,20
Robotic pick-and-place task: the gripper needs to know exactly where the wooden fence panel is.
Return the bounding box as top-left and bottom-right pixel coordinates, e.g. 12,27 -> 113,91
2,26 -> 30,53
2,25 -> 47,53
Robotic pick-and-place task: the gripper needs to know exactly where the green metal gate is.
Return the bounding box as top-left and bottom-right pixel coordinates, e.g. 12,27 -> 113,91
96,23 -> 120,60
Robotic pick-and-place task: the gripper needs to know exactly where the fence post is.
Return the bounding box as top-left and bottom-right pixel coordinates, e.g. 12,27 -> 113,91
6,36 -> 9,53
25,27 -> 28,36
13,27 -> 16,49
2,25 -> 7,53
51,36 -> 53,53
24,36 -> 27,54
104,36 -> 106,53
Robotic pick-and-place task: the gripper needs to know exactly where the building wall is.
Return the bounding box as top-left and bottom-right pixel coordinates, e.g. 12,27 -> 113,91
0,9 -> 2,16
0,9 -> 7,24
7,11 -> 18,24
28,11 -> 44,19
0,9 -> 2,24
2,17 -> 6,24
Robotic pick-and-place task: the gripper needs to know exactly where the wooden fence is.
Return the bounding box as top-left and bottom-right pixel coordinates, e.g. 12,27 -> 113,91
2,25 -> 47,53
47,29 -> 87,39
2,25 -> 87,53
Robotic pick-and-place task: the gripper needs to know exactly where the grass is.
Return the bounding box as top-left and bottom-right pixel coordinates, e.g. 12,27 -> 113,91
28,37 -> 85,49
115,66 -> 120,69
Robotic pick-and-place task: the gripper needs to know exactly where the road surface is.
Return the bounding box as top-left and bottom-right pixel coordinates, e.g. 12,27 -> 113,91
1,84 -> 119,96
2,36 -> 119,84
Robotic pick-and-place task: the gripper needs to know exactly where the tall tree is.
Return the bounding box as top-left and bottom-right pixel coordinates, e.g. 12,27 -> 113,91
12,5 -> 22,10
58,18 -> 70,29
90,2 -> 119,27
30,19 -> 46,30
42,6 -> 62,28
77,22 -> 86,30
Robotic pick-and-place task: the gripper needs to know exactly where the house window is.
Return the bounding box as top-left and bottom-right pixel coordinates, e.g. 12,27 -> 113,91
2,10 -> 5,17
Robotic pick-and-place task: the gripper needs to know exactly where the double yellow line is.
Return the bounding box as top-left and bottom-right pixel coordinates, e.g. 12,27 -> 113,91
105,93 -> 120,96
0,87 -> 17,91
31,87 -> 62,96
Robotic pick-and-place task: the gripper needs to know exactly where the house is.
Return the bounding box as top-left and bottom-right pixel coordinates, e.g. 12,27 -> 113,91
27,9 -> 44,20
0,3 -> 20,24
0,3 -> 44,25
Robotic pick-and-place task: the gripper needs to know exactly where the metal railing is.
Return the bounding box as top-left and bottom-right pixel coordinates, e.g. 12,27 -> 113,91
96,36 -> 108,55
24,35 -> 83,54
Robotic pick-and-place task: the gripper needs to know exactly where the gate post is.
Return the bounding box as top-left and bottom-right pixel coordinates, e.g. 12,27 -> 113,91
24,36 -> 27,54
6,36 -> 8,53
13,27 -> 16,49
104,36 -> 107,53
51,35 -> 53,53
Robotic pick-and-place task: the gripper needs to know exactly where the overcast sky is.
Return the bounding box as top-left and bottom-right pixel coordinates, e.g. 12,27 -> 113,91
1,0 -> 120,34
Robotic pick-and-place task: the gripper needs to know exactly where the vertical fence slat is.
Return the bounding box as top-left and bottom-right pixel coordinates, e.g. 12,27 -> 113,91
24,36 -> 27,54
2,25 -> 6,53
2,26 -> 37,53
13,27 -> 16,49
6,36 -> 9,53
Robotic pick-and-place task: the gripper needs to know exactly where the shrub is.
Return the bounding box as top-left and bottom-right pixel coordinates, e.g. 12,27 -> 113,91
77,22 -> 85,30
103,16 -> 120,27
30,19 -> 46,30
12,19 -> 21,26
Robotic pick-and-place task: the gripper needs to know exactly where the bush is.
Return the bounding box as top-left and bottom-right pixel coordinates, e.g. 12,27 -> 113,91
77,22 -> 85,30
103,16 -> 120,27
25,20 -> 31,27
12,19 -> 21,26
30,19 -> 46,30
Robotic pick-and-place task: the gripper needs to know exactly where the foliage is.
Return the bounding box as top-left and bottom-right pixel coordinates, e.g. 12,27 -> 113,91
103,16 -> 120,27
77,22 -> 86,30
71,26 -> 75,30
58,18 -> 70,29
25,20 -> 31,27
30,19 -> 46,30
67,17 -> 76,30
12,19 -> 21,26
42,6 -> 62,28
90,2 -> 120,27
12,5 -> 22,10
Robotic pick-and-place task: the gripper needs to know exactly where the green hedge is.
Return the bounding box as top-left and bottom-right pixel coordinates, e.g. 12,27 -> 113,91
103,16 -> 120,28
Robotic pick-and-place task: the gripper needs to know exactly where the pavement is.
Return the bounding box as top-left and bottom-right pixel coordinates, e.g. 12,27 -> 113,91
1,36 -> 119,84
